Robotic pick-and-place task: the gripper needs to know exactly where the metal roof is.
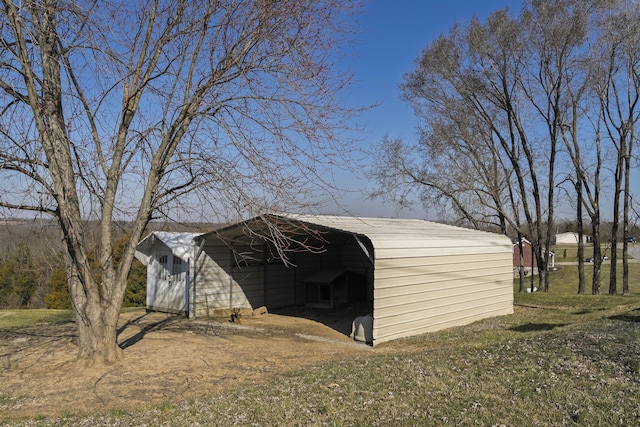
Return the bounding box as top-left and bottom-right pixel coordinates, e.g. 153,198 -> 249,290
138,215 -> 511,263
274,214 -> 512,259
135,231 -> 203,264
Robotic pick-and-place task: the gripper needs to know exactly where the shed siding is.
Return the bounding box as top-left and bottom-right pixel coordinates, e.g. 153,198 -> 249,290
193,243 -> 233,317
144,240 -> 189,313
372,249 -> 513,345
145,246 -> 159,309
264,265 -> 295,307
193,240 -> 298,316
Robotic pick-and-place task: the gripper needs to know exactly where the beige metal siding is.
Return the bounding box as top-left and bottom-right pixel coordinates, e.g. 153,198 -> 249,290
231,266 -> 263,306
373,251 -> 513,345
372,301 -> 512,342
285,215 -> 514,346
193,240 -> 298,316
193,243 -> 233,317
193,214 -> 514,344
264,265 -> 295,307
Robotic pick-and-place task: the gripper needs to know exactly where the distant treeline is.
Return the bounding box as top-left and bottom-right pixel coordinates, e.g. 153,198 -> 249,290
0,218 -> 218,309
0,225 -> 144,309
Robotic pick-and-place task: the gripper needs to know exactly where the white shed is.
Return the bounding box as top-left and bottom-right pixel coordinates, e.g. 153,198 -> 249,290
135,231 -> 203,314
136,214 -> 514,346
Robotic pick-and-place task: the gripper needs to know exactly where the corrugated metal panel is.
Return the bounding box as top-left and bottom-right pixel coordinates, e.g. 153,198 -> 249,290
195,240 -> 300,314
282,214 -> 514,346
232,269 -> 262,307
374,283 -> 512,315
375,274 -> 512,302
378,258 -> 511,284
372,303 -> 513,343
193,246 -> 233,317
375,253 -> 507,270
285,215 -> 508,245
375,246 -> 509,259
265,265 -> 295,308
195,214 -> 514,345
373,265 -> 513,345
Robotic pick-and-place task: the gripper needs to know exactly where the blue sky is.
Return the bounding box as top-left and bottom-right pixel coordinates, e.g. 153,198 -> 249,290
337,1 -> 522,218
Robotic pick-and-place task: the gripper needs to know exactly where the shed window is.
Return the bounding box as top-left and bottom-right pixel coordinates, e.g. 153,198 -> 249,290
158,254 -> 169,281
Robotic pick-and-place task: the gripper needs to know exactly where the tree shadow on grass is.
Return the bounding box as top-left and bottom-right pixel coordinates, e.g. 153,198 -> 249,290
117,312 -> 182,350
573,308 -> 607,315
509,323 -> 568,333
608,307 -> 640,323
609,314 -> 640,323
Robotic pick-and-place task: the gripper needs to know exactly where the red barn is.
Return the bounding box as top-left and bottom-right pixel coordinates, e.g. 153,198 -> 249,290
513,239 -> 537,275
512,238 -> 555,276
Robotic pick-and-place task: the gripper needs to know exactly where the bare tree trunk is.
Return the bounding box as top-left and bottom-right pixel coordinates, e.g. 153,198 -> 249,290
609,150 -> 623,294
74,302 -> 123,363
622,137 -> 633,294
587,114 -> 604,296
533,241 -> 546,292
65,244 -> 125,363
517,234 -> 526,293
577,181 -> 586,294
595,3 -> 640,295
592,221 -> 602,295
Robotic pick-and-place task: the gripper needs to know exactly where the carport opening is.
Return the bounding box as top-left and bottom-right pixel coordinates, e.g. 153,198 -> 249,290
270,299 -> 373,339
304,268 -> 367,309
217,222 -> 375,343
272,264 -> 373,341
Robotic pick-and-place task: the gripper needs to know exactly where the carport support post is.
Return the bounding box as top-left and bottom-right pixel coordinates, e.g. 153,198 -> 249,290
292,252 -> 297,304
229,264 -> 233,310
262,241 -> 268,308
191,238 -> 206,319
353,234 -> 374,265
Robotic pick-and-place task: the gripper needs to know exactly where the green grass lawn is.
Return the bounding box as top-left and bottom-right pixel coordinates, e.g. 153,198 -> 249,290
553,242 -> 638,262
3,269 -> 640,426
0,307 -> 143,329
517,261 -> 640,308
0,309 -> 74,328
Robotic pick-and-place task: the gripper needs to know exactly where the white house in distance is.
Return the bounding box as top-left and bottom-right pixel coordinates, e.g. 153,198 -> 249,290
556,232 -> 588,245
135,214 -> 514,346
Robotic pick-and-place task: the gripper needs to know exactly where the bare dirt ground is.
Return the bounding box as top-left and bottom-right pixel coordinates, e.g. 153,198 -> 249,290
0,307 -> 378,422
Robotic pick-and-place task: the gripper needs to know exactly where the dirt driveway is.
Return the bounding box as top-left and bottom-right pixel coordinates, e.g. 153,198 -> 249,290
0,308 -> 375,421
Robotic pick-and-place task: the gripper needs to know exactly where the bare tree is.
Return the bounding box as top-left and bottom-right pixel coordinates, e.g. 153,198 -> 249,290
374,0 -> 640,297
373,1 -> 601,292
553,1 -> 617,295
0,0 -> 362,363
591,2 -> 640,295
